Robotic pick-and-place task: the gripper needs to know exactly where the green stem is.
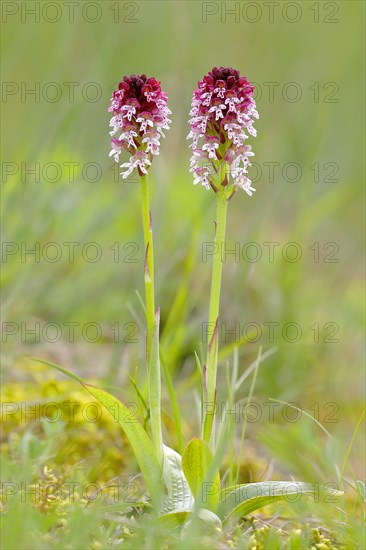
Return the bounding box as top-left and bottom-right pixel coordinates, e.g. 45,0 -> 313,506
149,309 -> 163,463
202,189 -> 228,445
140,174 -> 155,364
140,175 -> 162,463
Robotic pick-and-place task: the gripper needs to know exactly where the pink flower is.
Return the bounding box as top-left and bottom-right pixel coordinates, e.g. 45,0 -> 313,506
108,74 -> 171,179
188,67 -> 258,196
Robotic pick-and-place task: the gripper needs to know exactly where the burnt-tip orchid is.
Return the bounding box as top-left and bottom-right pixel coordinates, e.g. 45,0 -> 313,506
188,67 -> 258,197
108,74 -> 171,179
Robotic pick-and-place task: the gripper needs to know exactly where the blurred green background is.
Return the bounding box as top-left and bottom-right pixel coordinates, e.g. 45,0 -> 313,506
1,0 -> 364,483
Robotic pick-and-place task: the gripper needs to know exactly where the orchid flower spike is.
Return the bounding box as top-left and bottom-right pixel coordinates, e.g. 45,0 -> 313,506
108,74 -> 171,179
188,67 -> 259,197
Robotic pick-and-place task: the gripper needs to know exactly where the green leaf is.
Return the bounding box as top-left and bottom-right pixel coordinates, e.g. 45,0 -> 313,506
182,437 -> 220,512
31,358 -> 162,505
218,481 -> 343,524
159,509 -> 222,534
158,511 -> 189,528
356,480 -> 366,502
160,445 -> 193,515
187,508 -> 222,534
160,353 -> 184,454
158,508 -> 222,534
32,358 -> 84,382
83,383 -> 162,504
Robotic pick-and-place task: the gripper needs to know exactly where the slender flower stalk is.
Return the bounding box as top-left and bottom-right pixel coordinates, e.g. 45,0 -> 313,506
187,67 -> 258,445
140,174 -> 155,361
108,73 -> 171,460
203,187 -> 228,444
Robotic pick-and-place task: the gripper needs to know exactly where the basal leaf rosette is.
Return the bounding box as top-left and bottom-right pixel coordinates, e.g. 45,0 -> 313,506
108,74 -> 171,179
188,67 -> 258,197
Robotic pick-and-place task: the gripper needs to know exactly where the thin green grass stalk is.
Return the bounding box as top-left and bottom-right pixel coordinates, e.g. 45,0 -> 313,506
338,407 -> 366,523
216,346 -> 276,461
216,347 -> 240,486
160,352 -> 184,454
235,346 -> 262,484
140,174 -> 155,364
266,396 -> 346,503
134,289 -> 147,315
339,407 -> 365,487
267,398 -> 333,440
129,374 -> 150,417
161,236 -> 196,375
235,347 -> 277,393
202,189 -> 228,446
